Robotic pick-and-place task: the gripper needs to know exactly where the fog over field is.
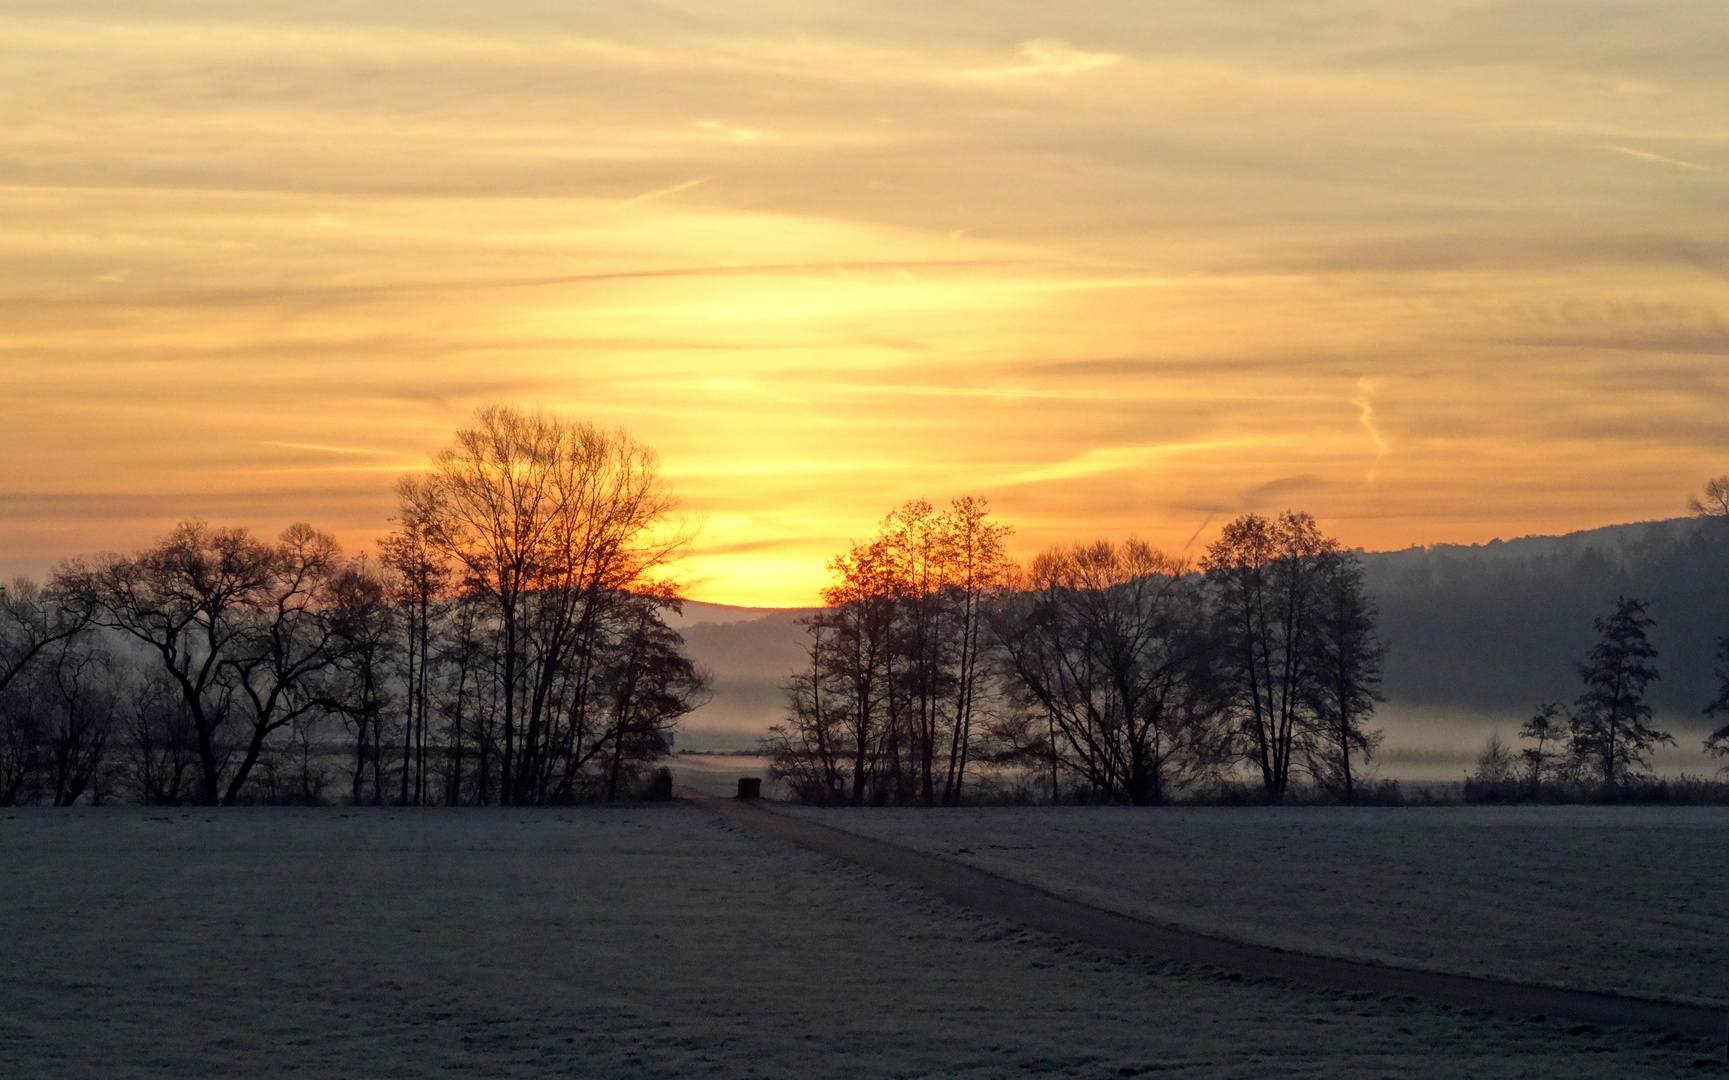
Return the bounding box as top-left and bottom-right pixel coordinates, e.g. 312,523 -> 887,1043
677,515 -> 1729,776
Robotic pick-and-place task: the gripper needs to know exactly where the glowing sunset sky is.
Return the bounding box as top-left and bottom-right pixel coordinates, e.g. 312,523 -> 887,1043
3,1 -> 1726,605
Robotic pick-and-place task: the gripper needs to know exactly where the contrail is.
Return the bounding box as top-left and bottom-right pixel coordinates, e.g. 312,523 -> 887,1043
1183,512 -> 1214,551
1351,378 -> 1389,482
1605,145 -> 1709,172
616,177 -> 709,208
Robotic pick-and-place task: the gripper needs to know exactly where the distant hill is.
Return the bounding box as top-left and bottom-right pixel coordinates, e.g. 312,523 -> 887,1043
675,607 -> 816,746
1364,516 -> 1729,731
675,516 -> 1729,747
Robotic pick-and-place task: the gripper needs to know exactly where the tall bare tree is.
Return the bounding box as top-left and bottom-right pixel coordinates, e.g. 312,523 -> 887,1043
767,498 -> 1009,805
222,524 -> 351,806
380,477 -> 450,805
1203,511 -> 1341,801
417,404 -> 695,804
1302,550 -> 1385,802
992,540 -> 1223,805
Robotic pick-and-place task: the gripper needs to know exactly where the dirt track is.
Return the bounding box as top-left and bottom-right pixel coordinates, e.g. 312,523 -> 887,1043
680,789 -> 1728,1042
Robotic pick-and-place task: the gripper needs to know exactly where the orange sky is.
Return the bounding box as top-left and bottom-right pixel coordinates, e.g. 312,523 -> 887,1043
3,2 -> 1727,605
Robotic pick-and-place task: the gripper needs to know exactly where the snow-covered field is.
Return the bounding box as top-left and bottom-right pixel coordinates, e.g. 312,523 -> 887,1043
782,805 -> 1729,1010
1,807 -> 1718,1078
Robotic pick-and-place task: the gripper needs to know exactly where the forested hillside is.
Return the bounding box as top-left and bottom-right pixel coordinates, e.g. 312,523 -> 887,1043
1364,517 -> 1729,729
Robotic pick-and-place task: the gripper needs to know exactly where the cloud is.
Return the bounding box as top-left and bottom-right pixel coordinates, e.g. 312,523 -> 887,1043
1238,476 -> 1329,509
959,39 -> 1122,84
3,3 -> 1728,604
999,442 -> 1257,487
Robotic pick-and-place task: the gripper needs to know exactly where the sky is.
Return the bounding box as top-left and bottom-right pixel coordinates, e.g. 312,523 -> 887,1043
2,1 -> 1726,606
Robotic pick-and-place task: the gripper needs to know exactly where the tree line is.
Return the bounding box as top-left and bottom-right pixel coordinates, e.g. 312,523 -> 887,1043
0,405 -> 707,806
765,504 -> 1388,805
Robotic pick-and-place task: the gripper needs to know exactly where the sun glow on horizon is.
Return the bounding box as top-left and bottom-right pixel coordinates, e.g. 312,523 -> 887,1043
3,3 -> 1726,606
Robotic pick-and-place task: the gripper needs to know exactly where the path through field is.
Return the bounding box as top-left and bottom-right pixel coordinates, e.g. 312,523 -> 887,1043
684,794 -> 1726,1039
2,806 -> 1720,1078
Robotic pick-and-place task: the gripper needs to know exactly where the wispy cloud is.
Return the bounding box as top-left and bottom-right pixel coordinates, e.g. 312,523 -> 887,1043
959,39 -> 1122,84
999,441 -> 1255,487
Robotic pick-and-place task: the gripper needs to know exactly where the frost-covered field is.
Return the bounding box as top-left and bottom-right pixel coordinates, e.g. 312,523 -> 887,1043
782,805 -> 1729,1010
0,807 -> 1717,1078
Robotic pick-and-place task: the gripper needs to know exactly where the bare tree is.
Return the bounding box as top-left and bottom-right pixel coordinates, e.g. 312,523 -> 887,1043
993,540 -> 1223,805
764,619 -> 847,803
1203,511 -> 1340,801
380,477 -> 450,805
221,524 -> 351,806
1302,550 -> 1385,802
41,638 -> 120,806
417,404 -> 694,804
597,591 -> 708,800
768,498 -> 1010,806
116,671 -> 198,805
55,523 -> 273,805
54,521 -> 354,805
320,558 -> 398,804
1,578 -> 93,696
938,497 -> 1011,803
1687,476 -> 1729,518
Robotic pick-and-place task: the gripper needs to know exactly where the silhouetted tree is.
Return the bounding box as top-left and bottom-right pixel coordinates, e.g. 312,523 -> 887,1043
1518,701 -> 1565,791
803,537 -> 900,804
1567,597 -> 1671,786
380,477 -> 450,805
992,540 -> 1224,805
116,671 -> 198,805
0,577 -> 93,697
55,523 -> 273,805
40,638 -> 119,806
937,497 -> 1012,803
770,498 -> 1011,805
598,591 -> 708,801
764,619 -> 847,803
223,524 -> 352,806
1688,476 -> 1729,518
1303,551 -> 1386,802
320,558 -> 398,804
1472,732 -> 1518,787
1204,511 -> 1341,801
416,404 -> 694,804
54,521 -> 355,805
1703,637 -> 1729,770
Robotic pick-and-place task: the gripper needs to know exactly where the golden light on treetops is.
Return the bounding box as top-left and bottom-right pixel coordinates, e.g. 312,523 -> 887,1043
3,3 -> 1726,606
